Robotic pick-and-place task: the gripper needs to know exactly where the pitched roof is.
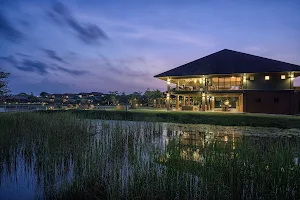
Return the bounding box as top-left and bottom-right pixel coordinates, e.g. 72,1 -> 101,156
154,49 -> 300,77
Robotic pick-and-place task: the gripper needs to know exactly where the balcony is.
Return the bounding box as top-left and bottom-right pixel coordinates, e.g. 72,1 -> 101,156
171,84 -> 243,93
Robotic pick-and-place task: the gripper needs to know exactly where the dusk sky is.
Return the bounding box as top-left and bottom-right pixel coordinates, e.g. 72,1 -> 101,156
1,0 -> 300,95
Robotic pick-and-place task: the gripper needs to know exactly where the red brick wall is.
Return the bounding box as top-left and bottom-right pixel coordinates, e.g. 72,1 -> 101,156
244,90 -> 300,115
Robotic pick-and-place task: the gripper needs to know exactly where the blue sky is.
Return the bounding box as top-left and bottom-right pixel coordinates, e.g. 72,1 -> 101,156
1,0 -> 300,94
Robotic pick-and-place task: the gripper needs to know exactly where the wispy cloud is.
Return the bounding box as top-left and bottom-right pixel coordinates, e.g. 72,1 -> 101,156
54,66 -> 89,76
91,18 -> 214,47
42,49 -> 68,64
98,54 -> 150,77
47,2 -> 108,45
0,11 -> 24,42
17,59 -> 49,75
1,55 -> 90,76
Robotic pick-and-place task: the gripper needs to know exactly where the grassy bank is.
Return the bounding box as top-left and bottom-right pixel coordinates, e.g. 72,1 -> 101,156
39,109 -> 300,129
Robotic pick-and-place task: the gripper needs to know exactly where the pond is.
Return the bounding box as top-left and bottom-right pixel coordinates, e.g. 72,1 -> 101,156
0,120 -> 300,199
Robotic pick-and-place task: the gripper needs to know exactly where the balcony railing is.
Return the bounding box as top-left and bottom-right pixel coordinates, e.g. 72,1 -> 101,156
171,85 -> 243,92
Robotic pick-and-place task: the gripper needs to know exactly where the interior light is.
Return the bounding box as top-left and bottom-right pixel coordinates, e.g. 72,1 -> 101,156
281,75 -> 286,80
265,76 -> 270,80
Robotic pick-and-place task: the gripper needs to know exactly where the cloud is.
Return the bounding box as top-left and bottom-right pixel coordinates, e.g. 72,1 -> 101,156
0,11 -> 24,42
15,53 -> 31,57
42,49 -> 68,64
98,54 -> 150,77
47,2 -> 108,45
16,59 -> 50,75
54,66 -> 89,76
0,55 -> 18,66
94,18 -> 214,47
1,55 -> 89,76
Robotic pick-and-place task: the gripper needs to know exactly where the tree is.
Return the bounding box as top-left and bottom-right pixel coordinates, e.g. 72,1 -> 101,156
0,70 -> 10,97
143,89 -> 163,106
108,91 -> 119,105
40,92 -> 50,97
117,92 -> 130,104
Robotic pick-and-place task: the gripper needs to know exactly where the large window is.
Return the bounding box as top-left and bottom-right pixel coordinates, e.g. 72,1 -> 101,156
210,77 -> 242,90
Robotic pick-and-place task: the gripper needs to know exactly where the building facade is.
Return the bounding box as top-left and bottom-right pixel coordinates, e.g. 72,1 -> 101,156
154,49 -> 300,114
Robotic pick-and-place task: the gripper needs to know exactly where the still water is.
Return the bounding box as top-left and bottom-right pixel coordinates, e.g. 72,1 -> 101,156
1,120 -> 300,199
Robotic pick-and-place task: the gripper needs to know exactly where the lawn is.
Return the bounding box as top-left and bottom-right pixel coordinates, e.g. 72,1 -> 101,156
39,109 -> 300,129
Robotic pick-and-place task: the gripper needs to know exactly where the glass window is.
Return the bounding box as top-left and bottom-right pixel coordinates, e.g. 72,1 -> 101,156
225,78 -> 231,89
219,78 -> 225,89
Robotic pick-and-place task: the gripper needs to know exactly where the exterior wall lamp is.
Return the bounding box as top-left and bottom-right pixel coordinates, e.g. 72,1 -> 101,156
290,72 -> 294,80
167,78 -> 171,85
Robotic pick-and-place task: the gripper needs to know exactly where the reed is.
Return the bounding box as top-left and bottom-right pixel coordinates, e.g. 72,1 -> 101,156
0,112 -> 299,199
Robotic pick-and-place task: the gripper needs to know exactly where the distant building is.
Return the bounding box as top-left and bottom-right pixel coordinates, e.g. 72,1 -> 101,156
5,96 -> 28,103
155,49 -> 300,114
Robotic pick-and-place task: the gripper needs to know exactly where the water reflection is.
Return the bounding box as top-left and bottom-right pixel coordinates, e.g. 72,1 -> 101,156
1,120 -> 300,199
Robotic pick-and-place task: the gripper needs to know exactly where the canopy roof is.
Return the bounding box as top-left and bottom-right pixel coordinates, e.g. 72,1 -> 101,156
154,49 -> 300,78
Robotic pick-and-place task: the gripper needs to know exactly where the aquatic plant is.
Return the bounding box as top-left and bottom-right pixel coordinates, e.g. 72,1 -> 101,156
0,113 -> 300,199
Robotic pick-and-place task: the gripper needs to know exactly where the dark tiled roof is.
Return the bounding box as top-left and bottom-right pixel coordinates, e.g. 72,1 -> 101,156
154,49 -> 300,77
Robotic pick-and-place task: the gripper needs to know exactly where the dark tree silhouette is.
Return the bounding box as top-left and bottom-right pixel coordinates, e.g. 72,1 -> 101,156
0,70 -> 10,97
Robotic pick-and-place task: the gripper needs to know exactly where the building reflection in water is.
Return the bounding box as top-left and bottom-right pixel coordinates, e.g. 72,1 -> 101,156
161,125 -> 242,163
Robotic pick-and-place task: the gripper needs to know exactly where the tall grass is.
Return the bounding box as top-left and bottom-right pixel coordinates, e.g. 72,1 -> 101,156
0,112 -> 92,198
56,121 -> 300,199
0,112 -> 300,199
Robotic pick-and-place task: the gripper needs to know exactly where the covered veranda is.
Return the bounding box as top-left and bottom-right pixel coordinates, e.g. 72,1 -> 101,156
169,91 -> 244,112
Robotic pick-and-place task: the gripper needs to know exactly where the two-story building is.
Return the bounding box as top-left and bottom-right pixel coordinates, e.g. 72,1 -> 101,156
154,49 -> 300,114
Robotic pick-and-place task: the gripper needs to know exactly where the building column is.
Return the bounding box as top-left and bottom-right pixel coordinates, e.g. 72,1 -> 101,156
187,95 -> 190,106
167,78 -> 171,111
202,93 -> 206,111
239,94 -> 243,112
182,96 -> 185,106
166,94 -> 170,110
176,95 -> 179,110
211,97 -> 215,111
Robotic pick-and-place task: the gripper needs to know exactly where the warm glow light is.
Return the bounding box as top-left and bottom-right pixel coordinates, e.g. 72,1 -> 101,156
265,76 -> 270,80
224,135 -> 228,142
281,75 -> 286,80
243,76 -> 246,81
202,92 -> 205,97
291,72 -> 294,80
194,79 -> 197,83
167,78 -> 170,85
